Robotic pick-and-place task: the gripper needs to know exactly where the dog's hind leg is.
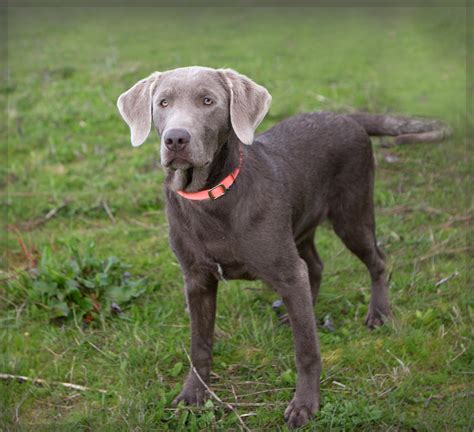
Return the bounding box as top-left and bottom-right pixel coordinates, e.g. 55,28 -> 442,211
297,233 -> 324,305
329,194 -> 391,329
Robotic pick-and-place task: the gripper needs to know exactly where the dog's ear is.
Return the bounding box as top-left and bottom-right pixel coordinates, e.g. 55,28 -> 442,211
117,72 -> 161,147
219,69 -> 272,145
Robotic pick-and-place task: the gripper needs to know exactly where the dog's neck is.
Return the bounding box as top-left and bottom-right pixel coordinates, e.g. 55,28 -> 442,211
166,134 -> 241,193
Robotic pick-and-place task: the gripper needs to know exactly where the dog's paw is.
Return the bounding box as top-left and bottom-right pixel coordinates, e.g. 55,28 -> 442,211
172,386 -> 206,407
365,305 -> 391,330
284,396 -> 319,429
278,313 -> 291,325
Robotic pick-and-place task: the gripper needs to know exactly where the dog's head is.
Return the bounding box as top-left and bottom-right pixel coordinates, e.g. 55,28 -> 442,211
117,66 -> 272,174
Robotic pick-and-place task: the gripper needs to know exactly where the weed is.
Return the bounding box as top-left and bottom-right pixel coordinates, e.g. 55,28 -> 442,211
8,241 -> 147,324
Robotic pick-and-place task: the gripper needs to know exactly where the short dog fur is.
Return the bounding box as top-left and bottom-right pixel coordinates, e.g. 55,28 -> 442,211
117,66 -> 448,428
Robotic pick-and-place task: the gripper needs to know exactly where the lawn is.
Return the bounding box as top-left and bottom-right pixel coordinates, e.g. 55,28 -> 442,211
1,6 -> 472,431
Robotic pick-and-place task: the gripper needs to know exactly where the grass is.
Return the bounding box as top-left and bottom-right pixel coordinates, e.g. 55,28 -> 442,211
1,6 -> 472,431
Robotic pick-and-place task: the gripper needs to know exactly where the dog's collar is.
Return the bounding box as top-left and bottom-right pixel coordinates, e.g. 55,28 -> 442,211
176,150 -> 243,201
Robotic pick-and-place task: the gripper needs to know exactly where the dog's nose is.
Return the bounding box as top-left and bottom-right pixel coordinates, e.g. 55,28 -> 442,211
163,128 -> 191,152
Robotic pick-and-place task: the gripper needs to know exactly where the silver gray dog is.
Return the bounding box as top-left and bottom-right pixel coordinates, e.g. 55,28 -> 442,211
117,66 -> 448,428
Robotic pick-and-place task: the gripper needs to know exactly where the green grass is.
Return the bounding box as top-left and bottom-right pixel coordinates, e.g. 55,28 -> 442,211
1,6 -> 472,431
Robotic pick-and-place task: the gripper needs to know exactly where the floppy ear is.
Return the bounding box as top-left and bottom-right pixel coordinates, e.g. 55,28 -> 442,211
220,69 -> 272,145
117,72 -> 161,147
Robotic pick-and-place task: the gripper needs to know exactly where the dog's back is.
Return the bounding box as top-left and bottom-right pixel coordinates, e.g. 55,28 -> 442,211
254,112 -> 374,241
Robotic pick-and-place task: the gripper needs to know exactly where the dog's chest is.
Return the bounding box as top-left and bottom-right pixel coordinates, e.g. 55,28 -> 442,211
183,218 -> 256,281
200,232 -> 255,280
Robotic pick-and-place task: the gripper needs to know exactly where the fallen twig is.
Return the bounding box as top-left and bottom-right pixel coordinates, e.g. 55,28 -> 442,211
122,216 -> 166,231
439,214 -> 474,229
101,199 -> 116,224
379,204 -> 412,216
182,347 -> 250,432
220,401 -> 285,407
0,373 -> 107,394
10,201 -> 69,231
231,381 -> 273,386
435,272 -> 459,287
380,204 -> 449,217
231,387 -> 294,398
332,380 -> 347,389
425,391 -> 474,407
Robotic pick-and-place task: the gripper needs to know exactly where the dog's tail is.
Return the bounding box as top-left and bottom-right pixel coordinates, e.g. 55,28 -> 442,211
347,113 -> 452,145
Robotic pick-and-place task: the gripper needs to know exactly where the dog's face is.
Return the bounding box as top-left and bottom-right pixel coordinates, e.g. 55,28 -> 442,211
117,66 -> 272,172
153,67 -> 231,171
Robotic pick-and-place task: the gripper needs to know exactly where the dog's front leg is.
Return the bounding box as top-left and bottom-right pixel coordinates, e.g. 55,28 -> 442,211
266,258 -> 322,428
173,272 -> 218,406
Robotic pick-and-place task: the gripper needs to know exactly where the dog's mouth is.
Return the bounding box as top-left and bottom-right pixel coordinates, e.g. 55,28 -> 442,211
166,156 -> 193,171
165,159 -> 211,190
183,166 -> 194,189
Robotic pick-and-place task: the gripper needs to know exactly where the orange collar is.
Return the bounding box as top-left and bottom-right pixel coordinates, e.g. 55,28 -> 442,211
176,151 -> 243,201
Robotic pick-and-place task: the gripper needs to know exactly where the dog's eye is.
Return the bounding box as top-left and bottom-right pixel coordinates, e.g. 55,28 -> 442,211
203,97 -> 213,105
160,99 -> 169,107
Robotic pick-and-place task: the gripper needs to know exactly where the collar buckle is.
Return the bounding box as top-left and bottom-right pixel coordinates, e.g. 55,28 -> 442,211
208,184 -> 227,200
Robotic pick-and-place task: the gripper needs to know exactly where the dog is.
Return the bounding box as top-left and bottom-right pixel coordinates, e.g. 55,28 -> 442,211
117,66 -> 449,428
